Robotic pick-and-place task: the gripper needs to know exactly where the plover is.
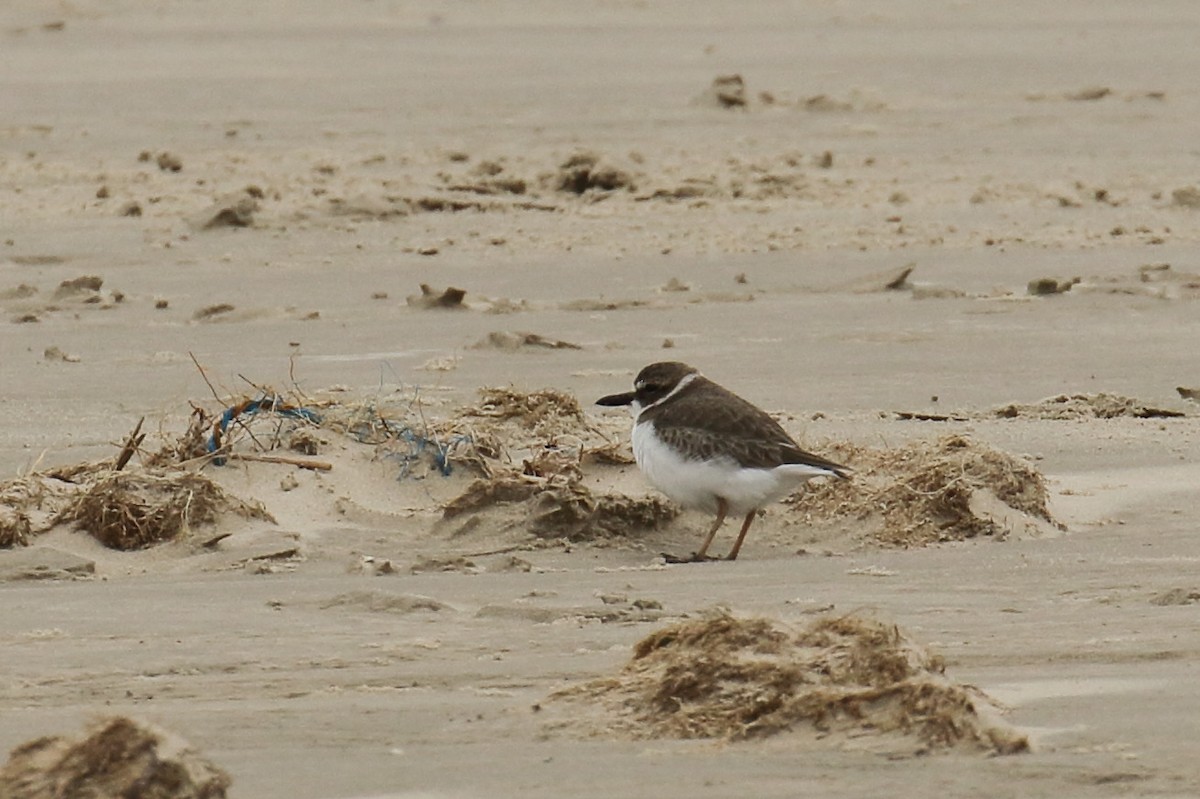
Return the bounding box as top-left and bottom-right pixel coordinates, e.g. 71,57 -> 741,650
597,361 -> 848,561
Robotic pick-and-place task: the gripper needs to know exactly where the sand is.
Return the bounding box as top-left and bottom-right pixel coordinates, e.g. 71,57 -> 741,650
2,1 -> 1200,796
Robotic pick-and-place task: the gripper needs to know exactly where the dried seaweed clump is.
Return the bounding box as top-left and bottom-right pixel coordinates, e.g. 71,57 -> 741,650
144,407 -> 214,466
443,475 -> 678,541
0,506 -> 32,548
552,151 -> 637,195
550,613 -> 1027,755
994,393 -> 1184,420
62,470 -> 272,550
790,435 -> 1061,546
465,387 -> 585,430
0,716 -> 230,799
1,474 -> 83,549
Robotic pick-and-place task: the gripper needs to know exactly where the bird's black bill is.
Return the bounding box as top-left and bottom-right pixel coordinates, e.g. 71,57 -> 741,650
596,391 -> 636,407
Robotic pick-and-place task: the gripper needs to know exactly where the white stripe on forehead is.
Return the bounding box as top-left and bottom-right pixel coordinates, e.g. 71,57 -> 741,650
637,372 -> 699,415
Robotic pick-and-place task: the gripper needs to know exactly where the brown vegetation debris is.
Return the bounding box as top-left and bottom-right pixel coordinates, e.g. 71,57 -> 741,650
463,387 -> 585,431
61,470 -> 272,550
789,435 -> 1061,546
52,275 -> 104,299
549,612 -> 1028,754
442,475 -> 544,519
525,483 -> 679,540
0,716 -> 230,799
193,303 -> 235,320
0,506 -> 32,548
553,152 -> 636,195
1064,86 -> 1112,101
194,189 -> 260,229
1170,187 -> 1200,208
0,474 -> 81,549
287,428 -> 323,456
582,439 -> 636,466
993,393 -> 1184,419
443,476 -> 678,541
155,151 -> 183,172
471,331 -> 582,351
1149,588 -> 1200,606
699,74 -> 748,108
145,406 -> 214,466
407,283 -> 467,309
0,283 -> 38,300
444,161 -> 528,196
1027,276 -> 1080,295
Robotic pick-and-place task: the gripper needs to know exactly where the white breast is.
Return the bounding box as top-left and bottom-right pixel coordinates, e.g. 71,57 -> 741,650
631,420 -> 831,516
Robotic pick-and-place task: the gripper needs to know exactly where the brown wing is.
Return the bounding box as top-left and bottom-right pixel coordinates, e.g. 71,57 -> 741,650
644,379 -> 849,475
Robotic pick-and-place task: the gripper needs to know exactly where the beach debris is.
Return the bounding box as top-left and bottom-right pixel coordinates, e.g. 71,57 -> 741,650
0,716 -> 231,799
1177,386 -> 1200,403
61,470 -> 272,550
805,93 -> 853,112
0,472 -> 82,549
155,151 -> 183,172
1171,186 -> 1200,208
441,467 -> 679,541
837,263 -> 915,293
994,393 -> 1184,419
1139,263 -> 1173,281
0,283 -> 38,301
194,189 -> 260,229
699,74 -> 748,108
409,555 -> 480,575
407,283 -> 467,309
288,428 -> 323,456
559,296 -> 655,312
548,612 -> 1028,754
1150,588 -> 1200,606
319,590 -> 450,613
192,303 -> 238,321
443,476 -> 677,540
525,483 -> 678,539
1027,276 -> 1080,295
205,396 -> 321,465
553,151 -> 636,194
462,386 -> 586,433
441,476 -> 544,518
790,435 -> 1061,546
893,411 -> 969,422
113,417 -> 146,472
1064,86 -> 1112,101
471,331 -> 582,351
42,346 -> 80,363
52,275 -> 103,299
444,160 -> 528,195
0,506 -> 32,548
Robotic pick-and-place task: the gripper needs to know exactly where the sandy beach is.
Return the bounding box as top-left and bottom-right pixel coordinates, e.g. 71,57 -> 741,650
2,2 -> 1200,797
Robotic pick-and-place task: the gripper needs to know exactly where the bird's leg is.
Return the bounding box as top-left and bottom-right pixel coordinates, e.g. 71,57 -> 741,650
692,497 -> 727,561
725,510 -> 757,561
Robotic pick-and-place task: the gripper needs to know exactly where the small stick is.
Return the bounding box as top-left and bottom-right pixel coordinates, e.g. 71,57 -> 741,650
237,373 -> 268,394
464,544 -> 530,558
114,417 -> 146,471
226,453 -> 332,471
188,351 -> 224,403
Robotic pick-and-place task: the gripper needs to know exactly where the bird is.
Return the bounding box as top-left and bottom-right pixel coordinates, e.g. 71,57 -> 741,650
596,361 -> 849,561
